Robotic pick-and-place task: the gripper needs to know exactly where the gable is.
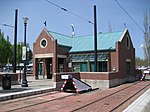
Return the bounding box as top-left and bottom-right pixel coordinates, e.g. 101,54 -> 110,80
119,29 -> 134,49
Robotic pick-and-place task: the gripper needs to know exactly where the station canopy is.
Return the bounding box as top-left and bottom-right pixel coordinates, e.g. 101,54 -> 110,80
67,53 -> 109,62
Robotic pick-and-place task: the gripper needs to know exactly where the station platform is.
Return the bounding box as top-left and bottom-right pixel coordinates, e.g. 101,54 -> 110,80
123,87 -> 150,112
123,75 -> 150,112
0,75 -> 55,101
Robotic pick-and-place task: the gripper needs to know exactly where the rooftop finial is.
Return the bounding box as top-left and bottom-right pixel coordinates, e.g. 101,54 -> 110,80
44,21 -> 46,27
124,23 -> 126,29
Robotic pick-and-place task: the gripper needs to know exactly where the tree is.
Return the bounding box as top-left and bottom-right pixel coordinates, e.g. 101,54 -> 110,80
0,30 -> 13,68
143,11 -> 150,65
27,48 -> 33,64
0,29 -> 33,69
135,57 -> 149,67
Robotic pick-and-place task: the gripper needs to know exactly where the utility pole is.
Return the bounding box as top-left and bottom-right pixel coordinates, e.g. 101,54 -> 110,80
94,5 -> 98,72
13,9 -> 18,73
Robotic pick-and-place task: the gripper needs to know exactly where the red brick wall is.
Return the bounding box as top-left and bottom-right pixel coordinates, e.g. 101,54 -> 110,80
54,71 -> 132,83
80,72 -> 109,80
54,72 -> 109,82
109,30 -> 135,79
116,30 -> 135,78
110,50 -> 119,72
33,29 -> 55,55
57,45 -> 70,55
52,40 -> 58,75
33,29 -> 57,78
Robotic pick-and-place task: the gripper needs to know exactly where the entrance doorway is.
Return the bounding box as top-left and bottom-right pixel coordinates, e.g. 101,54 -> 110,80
126,61 -> 131,75
37,58 -> 53,79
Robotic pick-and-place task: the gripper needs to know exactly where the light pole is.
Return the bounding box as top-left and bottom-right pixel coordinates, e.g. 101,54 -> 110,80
18,42 -> 21,82
22,17 -> 28,87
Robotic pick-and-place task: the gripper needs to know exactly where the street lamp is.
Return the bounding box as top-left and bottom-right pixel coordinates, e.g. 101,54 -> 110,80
22,16 -> 28,87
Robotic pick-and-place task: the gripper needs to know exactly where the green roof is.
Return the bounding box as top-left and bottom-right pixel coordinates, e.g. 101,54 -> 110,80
48,31 -> 72,47
48,30 -> 125,52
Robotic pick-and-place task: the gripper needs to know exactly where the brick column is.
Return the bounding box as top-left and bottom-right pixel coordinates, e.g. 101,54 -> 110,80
43,59 -> 46,78
108,52 -> 111,72
52,40 -> 58,78
33,58 -> 38,79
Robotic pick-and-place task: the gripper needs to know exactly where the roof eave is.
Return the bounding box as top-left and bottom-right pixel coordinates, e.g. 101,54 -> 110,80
43,28 -> 55,41
118,28 -> 128,42
69,48 -> 116,53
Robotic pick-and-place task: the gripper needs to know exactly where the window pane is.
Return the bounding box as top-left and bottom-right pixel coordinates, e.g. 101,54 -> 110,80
98,61 -> 107,72
90,63 -> 95,72
80,63 -> 88,72
73,63 -> 80,72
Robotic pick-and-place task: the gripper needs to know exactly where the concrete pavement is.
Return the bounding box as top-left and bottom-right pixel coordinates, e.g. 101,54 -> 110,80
0,75 -> 56,101
123,75 -> 150,112
123,87 -> 150,112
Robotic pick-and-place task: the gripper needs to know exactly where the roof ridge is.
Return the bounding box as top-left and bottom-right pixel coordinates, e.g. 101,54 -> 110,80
99,30 -> 124,35
48,30 -> 72,38
73,30 -> 124,38
47,29 -> 124,38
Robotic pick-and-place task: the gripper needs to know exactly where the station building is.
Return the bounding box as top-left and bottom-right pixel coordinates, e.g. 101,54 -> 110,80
33,28 -> 137,89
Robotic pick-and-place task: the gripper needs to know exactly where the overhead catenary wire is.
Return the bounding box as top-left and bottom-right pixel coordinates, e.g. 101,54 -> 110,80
45,0 -> 94,25
0,23 -> 14,28
114,0 -> 145,33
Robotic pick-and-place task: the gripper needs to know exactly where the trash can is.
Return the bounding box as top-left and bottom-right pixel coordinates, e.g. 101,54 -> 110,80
2,74 -> 11,90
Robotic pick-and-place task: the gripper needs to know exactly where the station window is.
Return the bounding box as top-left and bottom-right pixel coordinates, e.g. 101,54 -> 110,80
73,63 -> 80,72
80,63 -> 88,72
98,61 -> 107,72
40,38 -> 47,48
126,36 -> 130,49
59,64 -> 64,73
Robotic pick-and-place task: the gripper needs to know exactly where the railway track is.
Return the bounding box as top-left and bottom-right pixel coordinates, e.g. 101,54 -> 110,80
0,91 -> 74,112
72,81 -> 150,112
0,81 -> 149,112
1,91 -> 59,104
110,82 -> 150,112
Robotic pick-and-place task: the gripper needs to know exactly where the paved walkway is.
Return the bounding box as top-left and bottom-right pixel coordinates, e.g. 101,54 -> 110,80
123,87 -> 150,112
123,75 -> 150,112
0,75 -> 55,101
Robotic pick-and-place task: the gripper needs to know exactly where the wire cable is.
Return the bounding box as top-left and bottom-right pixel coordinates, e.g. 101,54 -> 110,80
45,0 -> 94,25
0,23 -> 14,28
114,0 -> 144,33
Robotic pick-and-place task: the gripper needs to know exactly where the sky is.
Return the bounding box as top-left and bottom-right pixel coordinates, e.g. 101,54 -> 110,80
0,0 -> 150,59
